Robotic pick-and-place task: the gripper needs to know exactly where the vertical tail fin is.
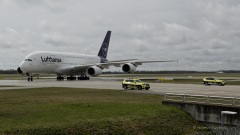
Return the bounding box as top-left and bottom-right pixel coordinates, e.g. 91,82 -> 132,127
98,31 -> 111,61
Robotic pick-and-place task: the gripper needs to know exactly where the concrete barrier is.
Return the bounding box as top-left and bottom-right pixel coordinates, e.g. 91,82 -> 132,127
163,100 -> 240,125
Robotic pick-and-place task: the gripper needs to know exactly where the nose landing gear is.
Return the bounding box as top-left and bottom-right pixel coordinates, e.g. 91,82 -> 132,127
27,77 -> 33,81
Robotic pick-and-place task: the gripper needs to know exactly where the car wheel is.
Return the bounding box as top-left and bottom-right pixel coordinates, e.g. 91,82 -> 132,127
217,82 -> 222,86
123,85 -> 127,90
204,82 -> 209,86
137,86 -> 142,90
145,88 -> 149,90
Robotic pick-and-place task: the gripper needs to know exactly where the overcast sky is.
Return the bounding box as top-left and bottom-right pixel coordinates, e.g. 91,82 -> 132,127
0,0 -> 240,71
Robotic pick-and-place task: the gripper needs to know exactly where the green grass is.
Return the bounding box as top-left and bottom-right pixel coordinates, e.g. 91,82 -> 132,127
0,85 -> 17,87
142,78 -> 204,84
171,79 -> 240,85
0,74 -> 20,80
0,88 -> 205,134
104,73 -> 240,78
0,74 -> 55,80
225,81 -> 240,85
115,73 -> 240,85
142,78 -> 240,85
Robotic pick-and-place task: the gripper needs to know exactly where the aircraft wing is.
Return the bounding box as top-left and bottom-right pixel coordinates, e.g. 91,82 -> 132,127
130,60 -> 178,66
57,60 -> 177,74
99,59 -> 178,68
105,59 -> 138,63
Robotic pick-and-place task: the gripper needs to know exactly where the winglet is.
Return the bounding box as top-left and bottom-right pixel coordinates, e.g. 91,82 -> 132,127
98,31 -> 111,62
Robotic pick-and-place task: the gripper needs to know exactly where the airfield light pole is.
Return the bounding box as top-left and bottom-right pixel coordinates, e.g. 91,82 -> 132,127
221,111 -> 237,134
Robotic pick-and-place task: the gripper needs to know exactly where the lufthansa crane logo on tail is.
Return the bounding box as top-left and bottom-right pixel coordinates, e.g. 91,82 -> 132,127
102,43 -> 108,56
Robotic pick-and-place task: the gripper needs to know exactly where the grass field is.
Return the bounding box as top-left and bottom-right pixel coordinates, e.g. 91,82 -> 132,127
103,73 -> 240,78
104,73 -> 240,85
0,74 -> 55,80
0,85 -> 17,87
0,74 -> 20,80
0,88 -> 205,135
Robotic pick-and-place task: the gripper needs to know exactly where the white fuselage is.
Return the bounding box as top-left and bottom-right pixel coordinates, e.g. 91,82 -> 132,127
20,51 -> 101,75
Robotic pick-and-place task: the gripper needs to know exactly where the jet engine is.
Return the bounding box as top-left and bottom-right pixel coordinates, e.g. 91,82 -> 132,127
87,66 -> 103,76
122,63 -> 136,73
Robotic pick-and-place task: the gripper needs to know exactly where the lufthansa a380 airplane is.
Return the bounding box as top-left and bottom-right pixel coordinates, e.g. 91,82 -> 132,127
17,31 -> 175,81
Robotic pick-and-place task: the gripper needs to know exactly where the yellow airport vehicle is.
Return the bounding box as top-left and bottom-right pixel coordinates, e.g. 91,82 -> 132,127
122,78 -> 150,90
203,77 -> 225,86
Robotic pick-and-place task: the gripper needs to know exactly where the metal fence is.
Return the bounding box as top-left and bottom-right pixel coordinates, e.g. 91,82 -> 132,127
164,93 -> 240,107
164,93 -> 240,134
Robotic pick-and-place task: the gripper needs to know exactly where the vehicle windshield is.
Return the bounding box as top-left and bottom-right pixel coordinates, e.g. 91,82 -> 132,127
207,77 -> 218,80
135,80 -> 143,82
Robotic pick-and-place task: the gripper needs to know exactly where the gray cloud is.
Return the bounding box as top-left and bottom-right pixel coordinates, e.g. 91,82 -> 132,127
0,0 -> 239,71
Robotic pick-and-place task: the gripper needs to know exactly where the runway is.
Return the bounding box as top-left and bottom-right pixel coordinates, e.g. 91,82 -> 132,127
1,78 -> 240,97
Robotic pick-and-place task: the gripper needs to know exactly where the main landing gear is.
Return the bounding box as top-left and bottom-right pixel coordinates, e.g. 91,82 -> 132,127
77,75 -> 90,80
27,75 -> 90,81
57,76 -> 64,81
56,75 -> 90,81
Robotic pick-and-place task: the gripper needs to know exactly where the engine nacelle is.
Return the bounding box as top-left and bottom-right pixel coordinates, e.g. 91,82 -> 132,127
122,63 -> 136,73
87,66 -> 102,76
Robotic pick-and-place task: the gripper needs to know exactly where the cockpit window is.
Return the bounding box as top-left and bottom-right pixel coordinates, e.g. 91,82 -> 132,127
25,59 -> 32,61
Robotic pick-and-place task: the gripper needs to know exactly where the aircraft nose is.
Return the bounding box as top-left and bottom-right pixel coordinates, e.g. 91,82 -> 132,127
20,61 -> 28,71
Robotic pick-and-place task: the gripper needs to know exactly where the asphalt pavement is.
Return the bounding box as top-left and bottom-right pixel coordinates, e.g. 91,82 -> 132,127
1,78 -> 240,97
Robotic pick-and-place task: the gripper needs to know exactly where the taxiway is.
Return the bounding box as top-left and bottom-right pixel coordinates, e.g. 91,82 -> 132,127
1,78 -> 240,97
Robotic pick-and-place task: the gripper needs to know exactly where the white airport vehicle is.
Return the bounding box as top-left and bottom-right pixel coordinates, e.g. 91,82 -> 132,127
17,31 -> 175,81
